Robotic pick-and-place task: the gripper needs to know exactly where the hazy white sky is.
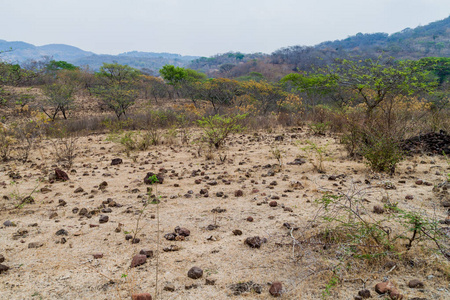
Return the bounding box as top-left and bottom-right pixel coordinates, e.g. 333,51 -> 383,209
1,0 -> 449,56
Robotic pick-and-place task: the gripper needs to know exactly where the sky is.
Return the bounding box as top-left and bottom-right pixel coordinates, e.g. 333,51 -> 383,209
0,0 -> 449,57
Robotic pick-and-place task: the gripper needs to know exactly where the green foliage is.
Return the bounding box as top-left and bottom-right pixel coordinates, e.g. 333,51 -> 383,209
309,121 -> 330,135
197,114 -> 247,149
299,140 -> 329,173
92,85 -> 138,120
46,60 -> 78,72
359,134 -> 403,175
42,83 -> 75,120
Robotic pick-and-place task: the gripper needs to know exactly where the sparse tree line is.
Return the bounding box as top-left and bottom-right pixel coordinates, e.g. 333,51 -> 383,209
0,54 -> 449,173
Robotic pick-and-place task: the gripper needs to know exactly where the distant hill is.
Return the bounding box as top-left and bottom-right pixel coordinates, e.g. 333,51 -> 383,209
0,40 -> 199,73
316,16 -> 450,59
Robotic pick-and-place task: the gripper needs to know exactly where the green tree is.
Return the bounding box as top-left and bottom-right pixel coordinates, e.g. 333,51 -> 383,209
92,63 -> 140,119
42,83 -> 75,120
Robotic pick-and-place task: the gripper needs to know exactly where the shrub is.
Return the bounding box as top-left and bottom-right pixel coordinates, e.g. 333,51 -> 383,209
197,113 -> 247,149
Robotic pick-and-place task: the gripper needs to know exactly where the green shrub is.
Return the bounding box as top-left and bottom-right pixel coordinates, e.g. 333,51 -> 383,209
197,114 -> 247,149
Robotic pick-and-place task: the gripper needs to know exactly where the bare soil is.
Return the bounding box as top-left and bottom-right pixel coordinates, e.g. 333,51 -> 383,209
1,127 -> 449,299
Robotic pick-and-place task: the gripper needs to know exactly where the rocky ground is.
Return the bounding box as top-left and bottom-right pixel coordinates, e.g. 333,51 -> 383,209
0,127 -> 449,299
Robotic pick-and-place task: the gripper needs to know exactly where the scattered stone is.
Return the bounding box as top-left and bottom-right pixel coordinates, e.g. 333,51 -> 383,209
269,201 -> 278,207
211,207 -> 226,213
0,264 -> 9,274
246,216 -> 254,222
269,281 -> 283,297
0,254 -> 4,263
58,199 -> 67,206
164,233 -> 177,241
132,238 -> 141,244
49,212 -> 58,219
408,279 -> 424,288
233,229 -> 242,236
389,289 -> 403,300
187,266 -> 203,279
405,195 -> 414,200
40,187 -> 52,194
55,229 -> 68,236
205,279 -> 216,285
163,283 -> 175,292
3,220 -> 16,227
175,226 -> 190,237
373,205 -> 385,214
245,236 -> 263,248
375,281 -> 395,294
229,281 -> 262,295
287,158 -> 306,165
206,224 -> 219,231
93,253 -> 103,259
28,242 -> 44,249
283,207 -> 293,212
74,187 -> 84,193
79,208 -> 88,216
111,158 -> 123,166
358,289 -> 371,298
99,181 -> 108,190
99,215 -> 109,223
234,190 -> 244,197
125,234 -> 133,241
72,207 -> 79,214
163,245 -> 180,252
131,293 -> 152,300
139,249 -> 153,258
130,254 -> 147,268
55,168 -> 69,181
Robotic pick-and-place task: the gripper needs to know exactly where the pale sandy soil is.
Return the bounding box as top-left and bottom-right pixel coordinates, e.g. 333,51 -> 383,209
0,127 -> 449,300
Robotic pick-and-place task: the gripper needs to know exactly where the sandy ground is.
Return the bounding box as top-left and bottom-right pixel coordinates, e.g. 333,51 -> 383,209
1,127 -> 449,300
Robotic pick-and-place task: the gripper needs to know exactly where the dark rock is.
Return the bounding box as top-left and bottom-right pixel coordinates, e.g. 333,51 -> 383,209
99,181 -> 108,190
233,229 -> 242,236
93,253 -> 103,259
375,281 -> 395,294
0,264 -> 9,274
0,254 -> 4,263
274,135 -> 284,141
3,220 -> 16,227
211,207 -> 226,213
28,242 -> 43,248
215,192 -> 224,197
72,207 -> 79,214
130,254 -> 147,268
49,212 -> 58,219
269,201 -> 278,207
132,238 -> 140,244
164,233 -> 177,241
79,208 -> 88,216
163,283 -> 175,292
99,215 -> 109,223
246,216 -> 254,222
358,289 -> 371,298
58,199 -> 67,206
125,234 -> 133,240
269,282 -> 283,297
389,289 -> 403,299
111,158 -> 123,166
373,205 -> 385,214
234,190 -> 244,197
205,279 -> 216,285
245,236 -> 263,248
101,208 -> 112,213
55,168 -> 69,181
74,187 -> 84,193
405,195 -> 414,200
139,249 -> 153,258
408,279 -> 424,288
55,229 -> 68,236
187,266 -> 203,279
131,293 -> 152,300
